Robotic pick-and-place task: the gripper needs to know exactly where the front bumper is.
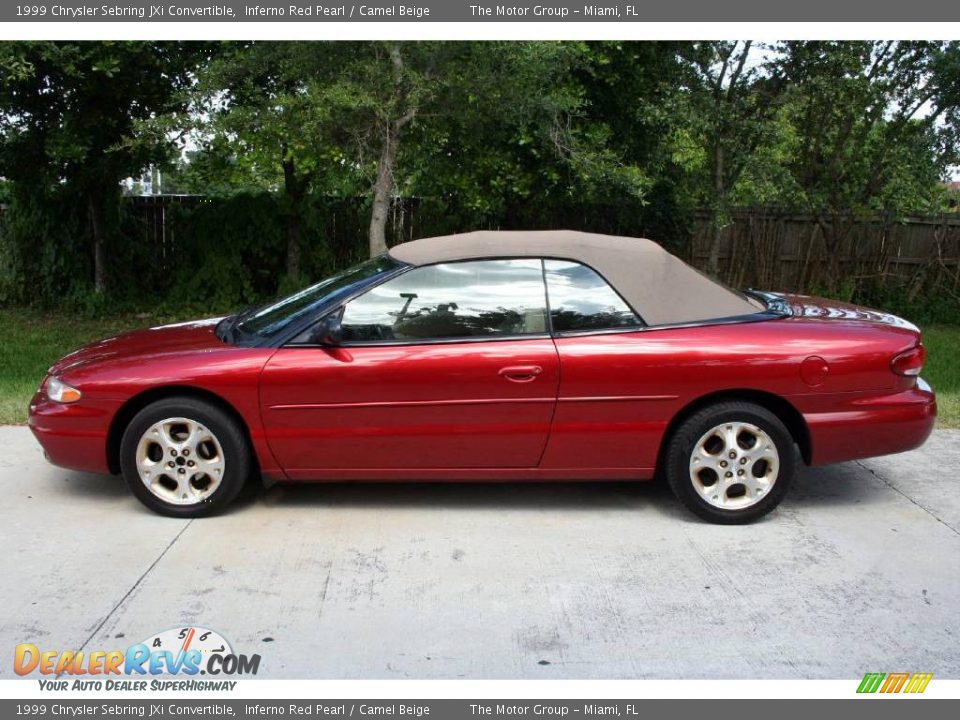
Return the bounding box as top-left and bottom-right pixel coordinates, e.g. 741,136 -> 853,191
28,390 -> 113,474
804,378 -> 936,466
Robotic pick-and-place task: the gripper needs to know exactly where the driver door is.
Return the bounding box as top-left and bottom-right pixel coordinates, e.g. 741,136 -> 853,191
259,258 -> 560,476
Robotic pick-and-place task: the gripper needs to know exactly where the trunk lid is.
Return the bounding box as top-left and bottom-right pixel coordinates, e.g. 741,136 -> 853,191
756,291 -> 920,334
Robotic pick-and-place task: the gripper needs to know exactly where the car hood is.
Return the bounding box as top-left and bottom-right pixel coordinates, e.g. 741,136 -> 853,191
49,317 -> 228,376
778,293 -> 919,332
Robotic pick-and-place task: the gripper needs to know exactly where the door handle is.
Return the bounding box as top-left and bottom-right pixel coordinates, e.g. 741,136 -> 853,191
499,365 -> 543,382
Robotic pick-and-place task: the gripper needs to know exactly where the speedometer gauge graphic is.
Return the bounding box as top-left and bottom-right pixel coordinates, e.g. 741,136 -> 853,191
139,626 -> 233,663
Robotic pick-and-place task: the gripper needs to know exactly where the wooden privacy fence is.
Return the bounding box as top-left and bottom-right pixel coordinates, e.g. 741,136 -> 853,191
129,194 -> 201,271
690,210 -> 960,297
126,194 -> 423,272
125,197 -> 960,296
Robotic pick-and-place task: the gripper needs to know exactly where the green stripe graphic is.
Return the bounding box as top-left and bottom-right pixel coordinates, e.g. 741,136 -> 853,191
857,673 -> 886,693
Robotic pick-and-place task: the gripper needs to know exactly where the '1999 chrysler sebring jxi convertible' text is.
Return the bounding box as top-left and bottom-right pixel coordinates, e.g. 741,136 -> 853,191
29,231 -> 936,523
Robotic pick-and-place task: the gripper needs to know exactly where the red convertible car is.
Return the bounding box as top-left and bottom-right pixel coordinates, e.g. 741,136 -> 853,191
29,231 -> 935,523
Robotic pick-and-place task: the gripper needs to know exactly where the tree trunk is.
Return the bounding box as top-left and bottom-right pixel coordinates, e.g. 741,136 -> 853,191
368,126 -> 397,258
706,144 -> 725,276
368,43 -> 418,258
88,193 -> 107,294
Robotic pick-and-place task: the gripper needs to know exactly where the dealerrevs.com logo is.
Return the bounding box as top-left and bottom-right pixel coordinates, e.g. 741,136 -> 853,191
14,626 -> 260,691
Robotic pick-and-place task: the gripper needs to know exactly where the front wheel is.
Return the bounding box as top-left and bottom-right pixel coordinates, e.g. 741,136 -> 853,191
664,401 -> 795,524
119,397 -> 251,517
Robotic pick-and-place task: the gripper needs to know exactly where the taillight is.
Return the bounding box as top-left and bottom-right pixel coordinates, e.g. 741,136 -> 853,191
891,345 -> 925,377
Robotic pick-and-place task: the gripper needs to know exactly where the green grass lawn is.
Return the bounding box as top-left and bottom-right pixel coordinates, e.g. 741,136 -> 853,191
0,308 -> 957,427
919,324 -> 960,429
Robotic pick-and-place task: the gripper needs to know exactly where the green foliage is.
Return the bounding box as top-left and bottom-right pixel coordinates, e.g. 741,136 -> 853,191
776,41 -> 960,217
164,194 -> 288,308
192,42 -> 366,197
407,41 -> 683,218
148,193 -> 382,311
0,41 -> 212,296
0,186 -> 88,306
852,283 -> 960,327
2,40 -> 960,312
682,43 -> 791,208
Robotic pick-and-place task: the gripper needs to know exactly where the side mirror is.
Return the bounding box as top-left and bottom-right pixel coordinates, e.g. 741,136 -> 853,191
312,313 -> 343,346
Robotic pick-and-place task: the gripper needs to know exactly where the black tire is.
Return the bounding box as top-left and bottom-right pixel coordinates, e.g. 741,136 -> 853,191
664,401 -> 795,524
119,396 -> 251,518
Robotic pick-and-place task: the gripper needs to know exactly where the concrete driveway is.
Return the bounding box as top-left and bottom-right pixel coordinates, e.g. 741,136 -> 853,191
1,425 -> 958,679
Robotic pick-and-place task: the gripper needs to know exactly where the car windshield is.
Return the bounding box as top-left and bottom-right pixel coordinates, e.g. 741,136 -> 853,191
234,255 -> 402,339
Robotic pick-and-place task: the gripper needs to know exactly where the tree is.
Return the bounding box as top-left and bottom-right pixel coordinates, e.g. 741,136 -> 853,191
400,42 -> 668,240
673,40 -> 786,274
781,41 -> 960,214
682,42 -> 790,274
196,42 -> 369,282
194,41 -> 688,263
399,42 -> 601,225
776,41 -> 960,288
0,42 -> 205,294
573,41 -> 700,246
366,43 -> 423,257
310,41 -> 474,258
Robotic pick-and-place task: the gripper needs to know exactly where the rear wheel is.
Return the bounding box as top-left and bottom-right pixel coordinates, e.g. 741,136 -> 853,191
119,397 -> 251,517
664,401 -> 795,524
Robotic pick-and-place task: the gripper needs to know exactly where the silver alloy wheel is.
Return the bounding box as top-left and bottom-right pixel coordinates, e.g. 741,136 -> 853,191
135,417 -> 225,506
688,421 -> 779,510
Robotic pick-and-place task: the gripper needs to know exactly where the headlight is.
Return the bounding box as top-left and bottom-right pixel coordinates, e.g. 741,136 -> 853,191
45,376 -> 82,403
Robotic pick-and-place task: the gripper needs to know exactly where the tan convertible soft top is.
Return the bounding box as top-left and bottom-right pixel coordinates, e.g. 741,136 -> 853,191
388,230 -> 760,326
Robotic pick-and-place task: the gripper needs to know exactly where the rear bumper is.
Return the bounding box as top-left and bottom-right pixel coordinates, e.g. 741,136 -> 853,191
28,391 -> 113,474
805,379 -> 936,466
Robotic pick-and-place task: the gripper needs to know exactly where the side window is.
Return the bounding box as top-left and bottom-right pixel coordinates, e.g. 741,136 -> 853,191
341,259 -> 548,342
544,259 -> 642,332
